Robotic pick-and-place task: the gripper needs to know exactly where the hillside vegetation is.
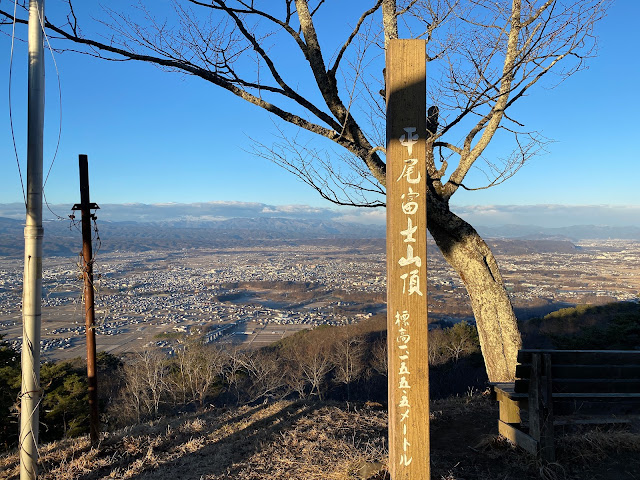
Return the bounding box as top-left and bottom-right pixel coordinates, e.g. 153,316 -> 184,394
0,316 -> 483,452
2,393 -> 639,480
522,301 -> 640,349
1,303 -> 640,478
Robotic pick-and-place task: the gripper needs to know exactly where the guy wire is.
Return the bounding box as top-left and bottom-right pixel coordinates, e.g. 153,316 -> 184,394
8,0 -> 26,207
40,1 -> 63,191
40,0 -> 66,222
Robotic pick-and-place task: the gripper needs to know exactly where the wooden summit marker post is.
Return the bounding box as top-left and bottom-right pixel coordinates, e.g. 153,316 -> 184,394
386,39 -> 429,480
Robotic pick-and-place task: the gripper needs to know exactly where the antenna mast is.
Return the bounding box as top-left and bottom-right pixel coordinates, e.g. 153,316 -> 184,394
20,1 -> 45,478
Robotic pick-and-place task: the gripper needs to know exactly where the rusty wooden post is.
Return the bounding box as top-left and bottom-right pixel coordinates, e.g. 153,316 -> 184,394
386,39 -> 429,479
73,154 -> 100,446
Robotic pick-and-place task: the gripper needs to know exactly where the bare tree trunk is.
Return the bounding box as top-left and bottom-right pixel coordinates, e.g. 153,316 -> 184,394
427,193 -> 522,382
382,0 -> 398,49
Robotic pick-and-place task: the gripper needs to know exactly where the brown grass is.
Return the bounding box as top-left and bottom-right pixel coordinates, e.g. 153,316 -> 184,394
1,394 -> 639,480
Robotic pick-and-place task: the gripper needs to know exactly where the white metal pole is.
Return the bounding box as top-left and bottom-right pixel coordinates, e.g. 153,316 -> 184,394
20,1 -> 45,479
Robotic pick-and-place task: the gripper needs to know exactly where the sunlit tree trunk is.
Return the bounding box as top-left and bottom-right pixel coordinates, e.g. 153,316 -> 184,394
382,0 -> 398,48
427,193 -> 522,381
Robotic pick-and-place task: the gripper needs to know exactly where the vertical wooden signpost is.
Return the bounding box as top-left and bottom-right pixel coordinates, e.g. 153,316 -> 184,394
386,39 -> 430,480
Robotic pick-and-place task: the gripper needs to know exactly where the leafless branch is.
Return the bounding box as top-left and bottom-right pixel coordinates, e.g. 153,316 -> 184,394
0,0 -> 609,207
249,124 -> 385,208
329,0 -> 382,76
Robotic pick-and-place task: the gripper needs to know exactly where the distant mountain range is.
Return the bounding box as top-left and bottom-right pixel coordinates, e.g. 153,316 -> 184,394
476,224 -> 640,241
0,216 -> 638,258
0,216 -> 386,257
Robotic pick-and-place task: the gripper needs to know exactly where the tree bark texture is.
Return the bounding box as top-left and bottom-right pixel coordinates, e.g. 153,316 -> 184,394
427,193 -> 522,382
382,0 -> 398,48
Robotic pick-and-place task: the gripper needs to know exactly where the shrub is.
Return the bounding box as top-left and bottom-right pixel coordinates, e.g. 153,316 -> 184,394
0,335 -> 20,450
39,361 -> 89,441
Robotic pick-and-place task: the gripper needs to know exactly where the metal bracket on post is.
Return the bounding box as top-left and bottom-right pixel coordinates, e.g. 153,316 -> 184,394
71,203 -> 100,211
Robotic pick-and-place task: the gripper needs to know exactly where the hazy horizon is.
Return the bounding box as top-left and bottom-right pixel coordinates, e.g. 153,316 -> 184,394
0,201 -> 638,229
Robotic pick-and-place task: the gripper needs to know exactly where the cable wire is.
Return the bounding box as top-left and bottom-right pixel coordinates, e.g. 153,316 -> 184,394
8,0 -> 26,208
40,4 -> 63,190
40,1 -> 66,222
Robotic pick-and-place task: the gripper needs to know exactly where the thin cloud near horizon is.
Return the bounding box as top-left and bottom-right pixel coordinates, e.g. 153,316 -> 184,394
0,202 -> 638,228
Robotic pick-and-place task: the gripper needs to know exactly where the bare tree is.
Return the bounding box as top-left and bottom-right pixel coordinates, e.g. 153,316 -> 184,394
331,332 -> 366,399
286,333 -> 334,400
444,322 -> 480,363
173,338 -> 226,408
370,335 -> 388,377
121,360 -> 145,424
0,0 -> 609,380
234,348 -> 288,402
427,328 -> 449,366
283,356 -> 309,400
122,349 -> 170,420
221,346 -> 247,405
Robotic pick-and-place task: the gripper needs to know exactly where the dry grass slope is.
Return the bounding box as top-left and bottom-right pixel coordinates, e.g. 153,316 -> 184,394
1,393 -> 639,480
0,401 -> 387,480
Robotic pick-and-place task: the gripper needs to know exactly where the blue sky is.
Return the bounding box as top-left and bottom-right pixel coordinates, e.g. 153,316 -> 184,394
0,1 -> 638,226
